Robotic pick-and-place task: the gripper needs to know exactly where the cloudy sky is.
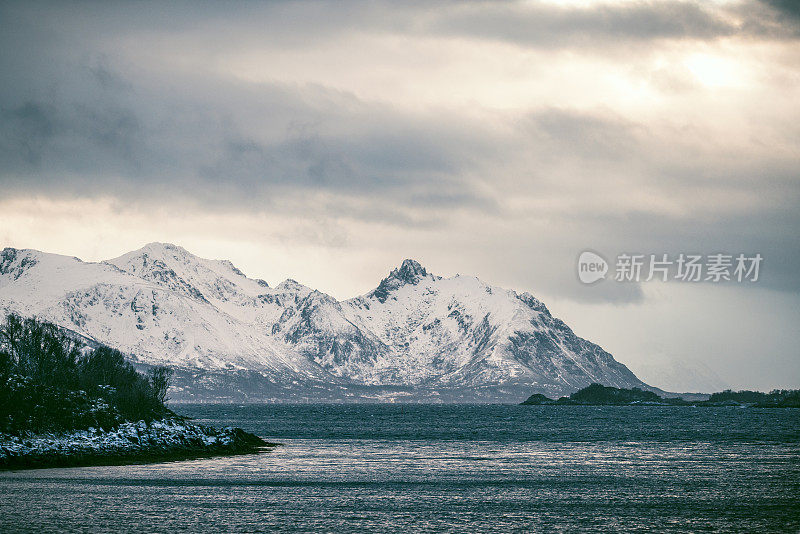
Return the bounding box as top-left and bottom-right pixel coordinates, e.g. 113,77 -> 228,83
1,0 -> 798,391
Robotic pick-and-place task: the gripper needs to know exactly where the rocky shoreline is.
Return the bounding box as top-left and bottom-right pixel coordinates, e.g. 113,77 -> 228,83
0,418 -> 275,471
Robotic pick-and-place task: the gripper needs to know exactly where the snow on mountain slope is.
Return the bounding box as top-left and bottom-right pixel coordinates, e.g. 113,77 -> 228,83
272,289 -> 392,383
0,244 -> 649,401
343,260 -> 645,395
107,243 -> 269,322
0,246 -> 322,378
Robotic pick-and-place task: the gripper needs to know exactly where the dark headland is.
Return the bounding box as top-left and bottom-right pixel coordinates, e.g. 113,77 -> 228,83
0,314 -> 274,471
521,383 -> 800,407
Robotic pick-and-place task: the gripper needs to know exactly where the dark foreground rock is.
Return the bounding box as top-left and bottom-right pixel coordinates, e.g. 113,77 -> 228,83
0,418 -> 275,470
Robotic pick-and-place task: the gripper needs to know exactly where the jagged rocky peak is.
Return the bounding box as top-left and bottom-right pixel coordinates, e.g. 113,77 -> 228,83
395,259 -> 428,284
301,289 -> 340,308
369,259 -> 435,303
0,242 -> 652,401
277,278 -> 308,292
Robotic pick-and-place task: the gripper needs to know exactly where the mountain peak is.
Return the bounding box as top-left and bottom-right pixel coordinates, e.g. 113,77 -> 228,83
103,243 -> 271,305
106,242 -> 196,266
395,259 -> 427,284
276,278 -> 309,293
0,243 -> 650,401
369,259 -> 432,303
106,242 -> 197,276
138,242 -> 192,257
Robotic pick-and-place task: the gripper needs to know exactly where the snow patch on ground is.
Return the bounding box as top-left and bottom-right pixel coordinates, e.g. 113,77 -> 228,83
0,418 -> 255,467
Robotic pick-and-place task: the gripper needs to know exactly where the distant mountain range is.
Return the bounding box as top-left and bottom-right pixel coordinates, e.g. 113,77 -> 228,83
0,243 -> 651,402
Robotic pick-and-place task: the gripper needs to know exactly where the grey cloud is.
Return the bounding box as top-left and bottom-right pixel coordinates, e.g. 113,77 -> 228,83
1,98 -> 146,181
759,0 -> 800,20
2,1 -> 798,390
3,59 -> 797,298
4,1 -> 796,68
1,0 -> 798,305
0,56 -> 498,220
584,210 -> 800,296
505,110 -> 800,296
495,204 -> 800,307
429,1 -> 800,46
522,108 -> 644,162
431,2 -> 737,48
1,102 -> 56,166
728,1 -> 800,39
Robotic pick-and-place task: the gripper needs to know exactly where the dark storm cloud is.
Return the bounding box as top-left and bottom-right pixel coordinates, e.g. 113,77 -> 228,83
1,103 -> 56,166
0,59 -> 498,219
1,57 -> 797,296
431,2 -> 737,47
3,1 -> 796,70
0,0 -> 798,303
759,0 -> 800,20
233,0 -> 800,46
584,208 -> 800,296
428,0 -> 800,47
507,107 -> 800,297
0,1 -> 506,217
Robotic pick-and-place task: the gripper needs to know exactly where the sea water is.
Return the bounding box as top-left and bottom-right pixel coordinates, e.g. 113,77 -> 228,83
1,404 -> 798,532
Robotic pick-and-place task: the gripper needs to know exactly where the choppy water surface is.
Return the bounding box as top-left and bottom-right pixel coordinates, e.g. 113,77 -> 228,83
2,405 -> 799,532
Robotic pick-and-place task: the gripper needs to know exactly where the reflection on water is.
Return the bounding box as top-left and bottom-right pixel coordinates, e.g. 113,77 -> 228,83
2,405 -> 799,532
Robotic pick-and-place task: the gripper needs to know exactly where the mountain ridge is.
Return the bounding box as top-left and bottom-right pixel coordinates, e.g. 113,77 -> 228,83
0,243 -> 651,402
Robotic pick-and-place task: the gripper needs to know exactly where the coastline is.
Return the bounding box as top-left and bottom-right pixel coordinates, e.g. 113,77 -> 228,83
520,384 -> 800,407
0,418 -> 277,471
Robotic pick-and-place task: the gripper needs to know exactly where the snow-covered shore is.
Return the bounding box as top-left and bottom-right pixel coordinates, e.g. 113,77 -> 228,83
0,418 -> 270,470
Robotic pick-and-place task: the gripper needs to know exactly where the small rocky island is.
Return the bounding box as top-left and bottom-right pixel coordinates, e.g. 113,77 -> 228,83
0,314 -> 271,470
521,383 -> 800,407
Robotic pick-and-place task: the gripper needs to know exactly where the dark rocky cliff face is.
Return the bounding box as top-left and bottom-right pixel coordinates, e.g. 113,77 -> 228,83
370,259 -> 435,303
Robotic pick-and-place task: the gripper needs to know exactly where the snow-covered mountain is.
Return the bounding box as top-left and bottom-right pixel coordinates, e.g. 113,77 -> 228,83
0,243 -> 649,402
